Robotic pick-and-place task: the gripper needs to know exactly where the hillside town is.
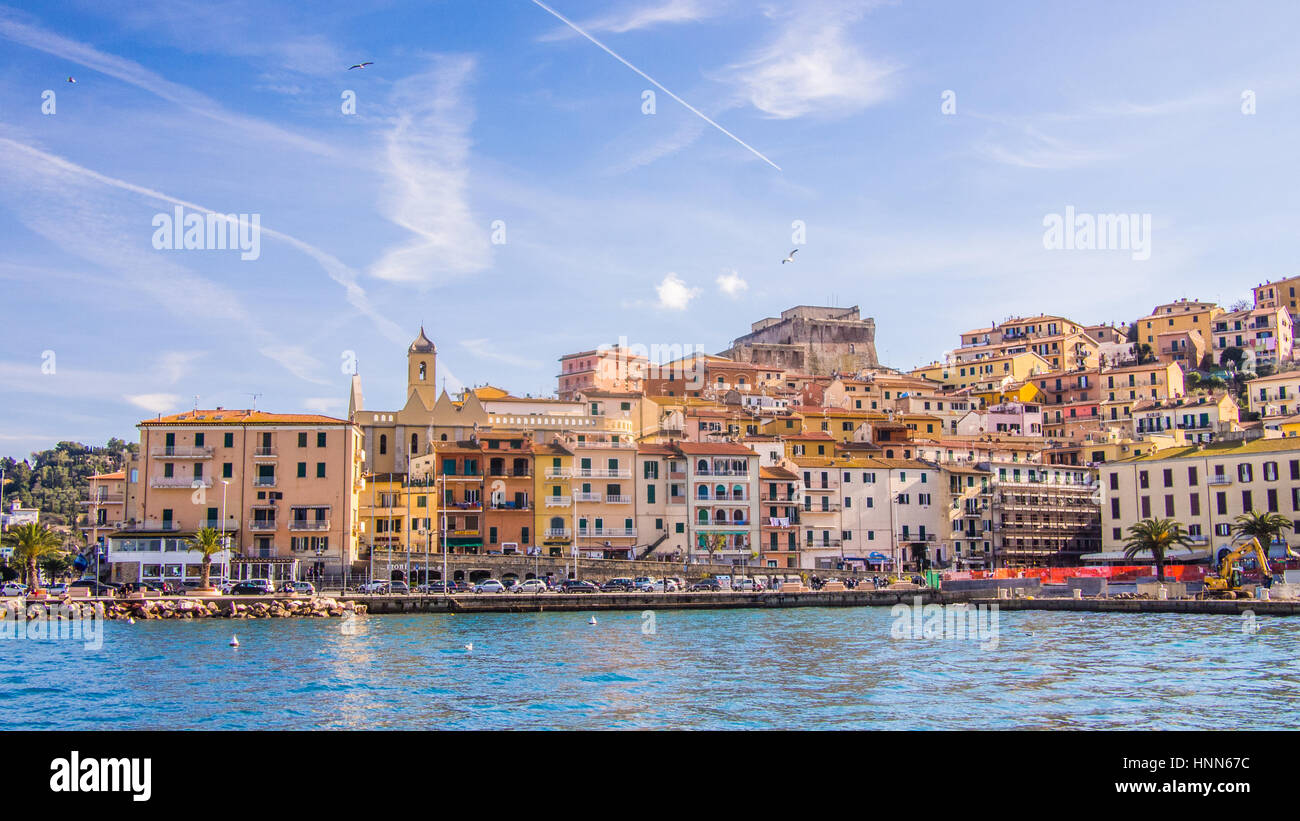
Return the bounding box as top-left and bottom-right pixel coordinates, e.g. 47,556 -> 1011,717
33,275 -> 1300,590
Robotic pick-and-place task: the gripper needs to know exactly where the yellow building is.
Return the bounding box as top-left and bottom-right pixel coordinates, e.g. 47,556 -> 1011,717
911,351 -> 1052,393
1135,299 -> 1222,350
1253,276 -> 1300,318
1099,361 -> 1186,422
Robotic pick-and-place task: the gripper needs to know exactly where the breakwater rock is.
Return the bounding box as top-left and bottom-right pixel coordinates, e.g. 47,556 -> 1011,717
0,597 -> 367,621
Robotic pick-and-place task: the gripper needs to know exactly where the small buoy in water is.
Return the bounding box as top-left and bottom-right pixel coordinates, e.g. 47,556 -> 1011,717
128,617 -> 135,625
230,635 -> 240,647
464,643 -> 473,653
588,616 -> 598,625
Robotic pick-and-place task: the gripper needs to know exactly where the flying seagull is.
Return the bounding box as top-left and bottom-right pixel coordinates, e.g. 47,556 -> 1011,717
66,76 -> 76,83
781,249 -> 798,264
347,62 -> 374,70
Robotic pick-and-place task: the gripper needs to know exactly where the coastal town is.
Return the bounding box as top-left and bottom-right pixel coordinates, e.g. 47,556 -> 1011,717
5,275 -> 1300,598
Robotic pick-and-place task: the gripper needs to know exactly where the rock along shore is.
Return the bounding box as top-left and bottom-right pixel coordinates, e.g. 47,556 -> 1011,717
0,596 -> 367,621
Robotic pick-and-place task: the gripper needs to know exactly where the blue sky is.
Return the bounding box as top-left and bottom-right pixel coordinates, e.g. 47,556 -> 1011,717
2,0 -> 1300,458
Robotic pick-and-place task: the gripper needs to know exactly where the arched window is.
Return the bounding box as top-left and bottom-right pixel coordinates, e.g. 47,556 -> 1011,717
714,510 -> 726,523
697,459 -> 708,473
379,434 -> 387,455
715,484 -> 726,499
732,484 -> 744,499
697,509 -> 709,525
411,433 -> 418,455
697,485 -> 709,499
733,509 -> 745,522
440,433 -> 448,441
419,362 -> 427,380
549,516 -> 564,530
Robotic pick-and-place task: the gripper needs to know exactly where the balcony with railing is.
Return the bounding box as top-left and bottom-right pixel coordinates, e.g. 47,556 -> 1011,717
573,491 -> 602,503
150,445 -> 213,459
605,495 -> 632,504
248,519 -> 278,532
289,519 -> 330,531
80,493 -> 125,506
804,538 -> 842,548
1208,475 -> 1232,485
577,527 -> 637,538
574,467 -> 632,479
545,528 -> 572,538
543,467 -> 572,479
545,496 -> 572,507
897,533 -> 937,543
252,476 -> 277,488
151,475 -> 213,489
253,447 -> 277,459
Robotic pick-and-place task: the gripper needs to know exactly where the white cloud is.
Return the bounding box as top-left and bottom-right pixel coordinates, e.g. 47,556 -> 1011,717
302,397 -> 346,415
125,393 -> 180,414
366,55 -> 490,286
539,0 -> 720,41
716,268 -> 748,297
157,351 -> 202,384
460,339 -> 543,369
0,11 -> 338,158
720,3 -> 897,119
655,273 -> 699,310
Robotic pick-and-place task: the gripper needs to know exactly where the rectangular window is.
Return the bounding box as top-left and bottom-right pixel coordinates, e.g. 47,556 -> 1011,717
317,432 -> 327,448
1268,488 -> 1279,513
1140,496 -> 1150,518
1188,466 -> 1198,485
1216,492 -> 1227,515
1242,490 -> 1253,512
298,432 -> 308,448
1189,494 -> 1200,516
1139,471 -> 1149,489
1110,499 -> 1120,518
1109,473 -> 1119,490
222,462 -> 233,479
1162,469 -> 1173,488
316,463 -> 326,478
1164,495 -> 1174,517
297,462 -> 307,478
224,432 -> 234,448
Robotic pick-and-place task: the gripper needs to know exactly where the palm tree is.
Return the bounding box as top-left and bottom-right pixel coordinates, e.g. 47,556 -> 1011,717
185,527 -> 226,589
2,523 -> 65,593
1231,510 -> 1293,551
1123,517 -> 1194,583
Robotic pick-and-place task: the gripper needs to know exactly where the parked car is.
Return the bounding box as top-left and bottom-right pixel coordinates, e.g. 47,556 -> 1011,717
229,579 -> 276,596
512,579 -> 549,594
47,583 -> 69,596
649,579 -> 679,592
357,580 -> 389,594
67,579 -> 121,597
388,581 -> 410,595
559,579 -> 599,593
688,580 -> 721,592
1,582 -> 27,597
281,581 -> 315,595
601,578 -> 636,592
731,577 -> 757,592
473,579 -> 506,593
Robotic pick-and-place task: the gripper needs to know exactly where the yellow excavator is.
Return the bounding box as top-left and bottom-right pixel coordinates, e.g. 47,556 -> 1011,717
1201,537 -> 1275,598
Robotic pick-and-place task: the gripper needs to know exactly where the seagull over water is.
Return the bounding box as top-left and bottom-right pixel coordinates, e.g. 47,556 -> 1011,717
347,61 -> 374,70
781,249 -> 798,264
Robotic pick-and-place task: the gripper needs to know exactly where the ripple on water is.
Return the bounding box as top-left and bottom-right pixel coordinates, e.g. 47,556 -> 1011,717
2,609 -> 1298,729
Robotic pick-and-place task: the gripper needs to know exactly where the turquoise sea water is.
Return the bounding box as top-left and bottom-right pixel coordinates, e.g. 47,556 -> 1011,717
3,607 -> 1299,730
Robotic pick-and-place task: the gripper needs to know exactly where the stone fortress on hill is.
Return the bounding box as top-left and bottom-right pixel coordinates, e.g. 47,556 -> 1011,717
718,305 -> 880,373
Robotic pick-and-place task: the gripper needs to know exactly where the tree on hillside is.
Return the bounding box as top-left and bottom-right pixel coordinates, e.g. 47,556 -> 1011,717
1220,346 -> 1246,370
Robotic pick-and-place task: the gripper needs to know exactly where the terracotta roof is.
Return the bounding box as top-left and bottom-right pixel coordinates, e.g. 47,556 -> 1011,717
759,466 -> 798,480
637,444 -> 677,456
676,442 -> 756,456
89,471 -> 125,480
139,409 -> 351,426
